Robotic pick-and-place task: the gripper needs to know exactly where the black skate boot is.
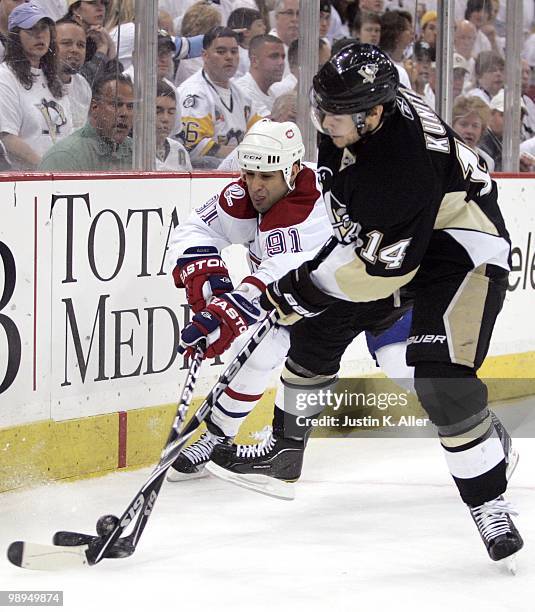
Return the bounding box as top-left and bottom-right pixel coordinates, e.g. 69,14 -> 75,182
469,495 -> 524,572
167,416 -> 232,482
205,426 -> 305,500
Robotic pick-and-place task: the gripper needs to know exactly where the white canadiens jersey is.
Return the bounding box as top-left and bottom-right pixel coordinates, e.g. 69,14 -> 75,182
177,69 -> 263,160
166,165 -> 333,292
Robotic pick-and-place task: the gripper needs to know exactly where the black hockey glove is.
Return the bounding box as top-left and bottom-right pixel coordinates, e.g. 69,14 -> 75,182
260,262 -> 336,326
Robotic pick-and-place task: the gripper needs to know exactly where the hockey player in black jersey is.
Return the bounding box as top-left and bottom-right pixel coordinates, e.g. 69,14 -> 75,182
204,43 -> 523,566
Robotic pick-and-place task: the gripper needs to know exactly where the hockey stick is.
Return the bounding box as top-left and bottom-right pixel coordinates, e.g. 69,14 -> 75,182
7,310 -> 279,570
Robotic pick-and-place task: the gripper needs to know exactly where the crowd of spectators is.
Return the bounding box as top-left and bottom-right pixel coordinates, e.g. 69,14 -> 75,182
0,0 -> 533,173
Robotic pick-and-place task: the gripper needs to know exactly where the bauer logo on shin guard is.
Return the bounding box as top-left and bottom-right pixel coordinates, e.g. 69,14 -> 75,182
407,334 -> 447,344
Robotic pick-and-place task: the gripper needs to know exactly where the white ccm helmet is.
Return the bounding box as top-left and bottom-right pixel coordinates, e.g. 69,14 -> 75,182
237,119 -> 306,190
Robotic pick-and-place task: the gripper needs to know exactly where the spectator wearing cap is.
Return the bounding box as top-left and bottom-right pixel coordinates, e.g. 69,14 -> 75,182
319,1 -> 331,41
155,79 -> 192,171
420,10 -> 437,55
466,50 -> 504,105
452,95 -> 494,171
0,2 -> 73,169
39,73 -> 134,171
352,10 -> 381,46
233,34 -> 285,117
269,0 -> 299,77
478,89 -> 532,172
408,41 -> 433,98
177,26 -> 263,168
174,1 -> 221,86
227,7 -> 266,79
379,10 -> 413,89
55,16 -> 93,130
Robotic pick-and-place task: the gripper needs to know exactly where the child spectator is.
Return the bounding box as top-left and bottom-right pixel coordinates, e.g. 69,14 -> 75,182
155,80 -> 192,171
0,3 -> 73,169
466,50 -> 504,105
352,10 -> 381,46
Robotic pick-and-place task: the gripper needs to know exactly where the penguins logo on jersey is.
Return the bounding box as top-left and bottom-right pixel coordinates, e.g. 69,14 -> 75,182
358,63 -> 379,84
183,94 -> 199,108
326,190 -> 363,246
38,99 -> 67,141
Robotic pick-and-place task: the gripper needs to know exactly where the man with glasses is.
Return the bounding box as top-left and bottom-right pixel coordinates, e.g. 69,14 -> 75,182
269,0 -> 299,77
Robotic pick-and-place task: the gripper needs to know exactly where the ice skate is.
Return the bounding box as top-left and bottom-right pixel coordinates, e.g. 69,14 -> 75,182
206,426 -> 304,500
167,417 -> 232,482
468,495 -> 523,572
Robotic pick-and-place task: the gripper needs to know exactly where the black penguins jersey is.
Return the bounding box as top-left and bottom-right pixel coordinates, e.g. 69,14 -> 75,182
311,87 -> 511,303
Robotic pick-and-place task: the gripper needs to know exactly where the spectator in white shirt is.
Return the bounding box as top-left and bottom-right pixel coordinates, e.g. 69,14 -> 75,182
174,0 -> 221,86
156,80 -> 192,171
55,17 -> 92,130
227,7 -> 266,79
0,2 -> 73,168
234,34 -> 285,116
464,0 -> 492,57
466,50 -> 504,105
269,0 -> 299,76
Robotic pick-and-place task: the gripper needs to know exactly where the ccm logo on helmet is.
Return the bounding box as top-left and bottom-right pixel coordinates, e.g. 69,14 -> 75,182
407,335 -> 447,345
243,153 -> 263,160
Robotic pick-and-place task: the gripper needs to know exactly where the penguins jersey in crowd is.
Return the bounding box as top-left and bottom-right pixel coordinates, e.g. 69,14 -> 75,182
312,87 -> 511,303
166,165 -> 332,295
177,69 -> 264,161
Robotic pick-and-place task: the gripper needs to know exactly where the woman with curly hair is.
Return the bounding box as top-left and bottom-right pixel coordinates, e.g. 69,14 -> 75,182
0,2 -> 73,169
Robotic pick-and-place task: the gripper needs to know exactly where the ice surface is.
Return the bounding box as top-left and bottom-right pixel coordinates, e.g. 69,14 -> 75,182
1,424 -> 533,611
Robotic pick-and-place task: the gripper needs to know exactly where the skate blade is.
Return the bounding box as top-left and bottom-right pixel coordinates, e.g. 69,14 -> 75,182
506,448 -> 519,481
205,461 -> 295,500
7,541 -> 89,571
502,553 -> 517,575
166,466 -> 209,482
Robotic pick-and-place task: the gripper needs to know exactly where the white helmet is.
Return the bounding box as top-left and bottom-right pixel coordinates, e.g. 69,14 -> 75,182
237,119 -> 305,190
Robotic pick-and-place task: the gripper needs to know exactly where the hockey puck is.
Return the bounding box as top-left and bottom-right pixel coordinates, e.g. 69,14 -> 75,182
96,514 -> 119,536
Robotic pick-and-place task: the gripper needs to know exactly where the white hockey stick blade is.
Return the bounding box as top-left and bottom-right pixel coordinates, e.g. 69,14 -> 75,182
502,554 -> 518,575
166,466 -> 209,482
205,461 -> 295,500
7,541 -> 89,571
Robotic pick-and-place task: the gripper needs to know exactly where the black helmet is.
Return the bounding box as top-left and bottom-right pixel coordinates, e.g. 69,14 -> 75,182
312,43 -> 399,115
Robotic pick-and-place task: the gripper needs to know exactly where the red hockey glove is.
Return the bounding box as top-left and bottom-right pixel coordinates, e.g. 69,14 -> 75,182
179,292 -> 261,359
172,247 -> 233,313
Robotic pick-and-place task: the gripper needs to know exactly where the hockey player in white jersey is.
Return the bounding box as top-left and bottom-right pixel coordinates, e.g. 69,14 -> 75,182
165,119 -> 333,480
166,118 -> 415,482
